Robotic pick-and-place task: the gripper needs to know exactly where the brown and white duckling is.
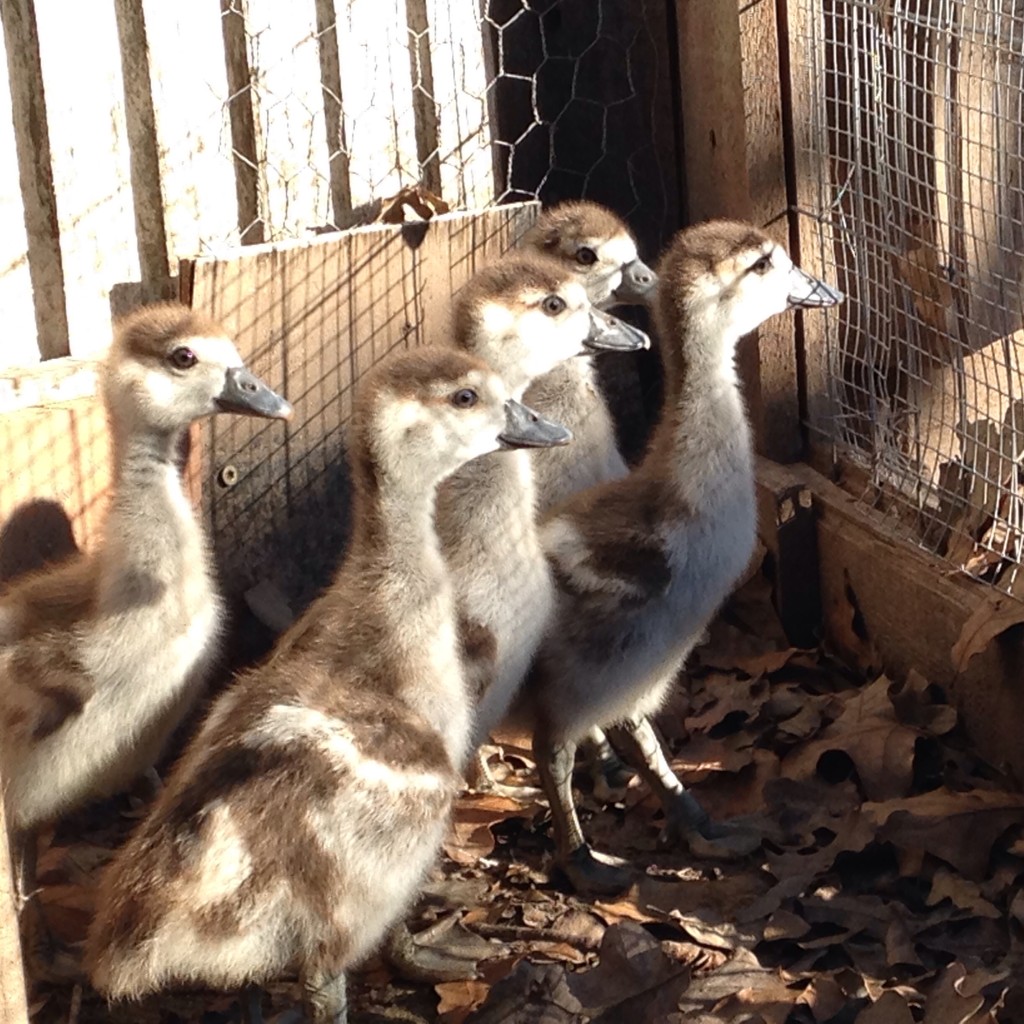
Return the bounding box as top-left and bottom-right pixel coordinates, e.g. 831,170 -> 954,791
85,348 -> 568,1024
438,253 -> 646,766
519,221 -> 842,894
520,200 -> 657,516
520,200 -> 658,796
0,303 -> 291,959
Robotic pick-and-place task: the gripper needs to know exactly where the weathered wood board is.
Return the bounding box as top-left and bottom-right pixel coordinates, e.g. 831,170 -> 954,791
185,203 -> 539,614
0,360 -> 110,572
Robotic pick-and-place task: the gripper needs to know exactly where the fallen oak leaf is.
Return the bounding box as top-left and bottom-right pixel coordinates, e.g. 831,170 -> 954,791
927,868 -> 1001,920
951,595 -> 1024,673
855,990 -> 917,1024
436,979 -> 492,1024
861,788 -> 1024,880
443,792 -> 543,865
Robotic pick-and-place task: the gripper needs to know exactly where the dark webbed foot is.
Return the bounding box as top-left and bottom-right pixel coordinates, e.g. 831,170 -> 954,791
556,844 -> 635,896
384,921 -> 480,983
303,970 -> 348,1024
661,799 -> 764,859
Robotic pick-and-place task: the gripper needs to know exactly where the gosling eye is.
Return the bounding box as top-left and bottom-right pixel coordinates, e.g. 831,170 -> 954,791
169,347 -> 198,370
451,388 -> 478,409
750,254 -> 773,276
542,295 -> 567,316
576,247 -> 598,266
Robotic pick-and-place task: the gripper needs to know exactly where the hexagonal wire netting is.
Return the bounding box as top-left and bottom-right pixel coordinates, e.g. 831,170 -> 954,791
203,0 -> 674,253
792,0 -> 1024,595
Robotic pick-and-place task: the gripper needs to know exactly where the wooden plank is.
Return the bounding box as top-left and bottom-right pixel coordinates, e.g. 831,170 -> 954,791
0,359 -> 110,557
113,0 -> 171,300
675,0 -> 761,448
777,0 -> 832,470
219,0 -> 264,245
0,0 -> 69,359
740,0 -> 800,463
0,783 -> 28,1024
405,0 -> 442,196
808,461 -> 1024,778
188,205 -> 537,617
314,0 -> 352,226
755,456 -> 821,648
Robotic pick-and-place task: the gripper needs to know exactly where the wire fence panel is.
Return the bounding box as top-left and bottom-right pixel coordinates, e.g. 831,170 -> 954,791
792,0 -> 1024,594
0,0 -> 676,366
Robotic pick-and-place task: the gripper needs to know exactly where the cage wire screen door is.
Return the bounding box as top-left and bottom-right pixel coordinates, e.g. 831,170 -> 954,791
792,0 -> 1024,594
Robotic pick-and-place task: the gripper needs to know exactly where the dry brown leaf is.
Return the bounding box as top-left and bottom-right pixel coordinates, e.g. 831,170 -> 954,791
927,868 -> 1001,919
862,788 -> 1024,879
951,595 -> 1024,673
443,792 -> 542,865
855,990 -> 917,1024
922,963 -> 985,1024
436,980 -> 492,1024
798,975 -> 849,1022
566,922 -> 688,1015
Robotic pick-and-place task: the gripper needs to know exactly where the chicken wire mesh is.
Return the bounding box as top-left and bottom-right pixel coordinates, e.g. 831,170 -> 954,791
792,0 -> 1024,594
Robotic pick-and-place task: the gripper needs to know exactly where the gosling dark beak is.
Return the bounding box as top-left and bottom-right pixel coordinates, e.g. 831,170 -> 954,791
583,309 -> 651,353
613,258 -> 658,303
216,366 -> 294,421
787,266 -> 844,309
499,399 -> 573,449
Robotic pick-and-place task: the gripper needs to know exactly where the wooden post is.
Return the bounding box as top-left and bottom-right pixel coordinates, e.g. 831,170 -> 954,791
0,0 -> 70,360
776,0 -> 833,470
220,0 -> 264,245
0,792 -> 28,1024
739,0 -> 802,462
314,0 -> 353,227
113,0 -> 171,299
405,0 -> 442,196
673,1 -> 762,444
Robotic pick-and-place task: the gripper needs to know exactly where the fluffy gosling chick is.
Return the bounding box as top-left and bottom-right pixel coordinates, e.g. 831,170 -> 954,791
0,303 -> 291,952
439,252 -> 647,757
85,348 -> 567,1024
521,221 -> 842,894
520,200 -> 659,795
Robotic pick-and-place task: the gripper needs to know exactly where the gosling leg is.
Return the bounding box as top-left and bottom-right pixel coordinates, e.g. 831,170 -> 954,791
240,985 -> 264,1024
604,717 -> 710,837
579,726 -> 635,801
533,732 -> 633,895
303,969 -> 347,1024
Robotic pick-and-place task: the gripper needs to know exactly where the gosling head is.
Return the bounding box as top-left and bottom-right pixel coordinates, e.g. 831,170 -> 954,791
521,200 -> 658,308
104,303 -> 293,433
353,347 -> 571,493
659,220 -> 843,347
453,252 -> 649,397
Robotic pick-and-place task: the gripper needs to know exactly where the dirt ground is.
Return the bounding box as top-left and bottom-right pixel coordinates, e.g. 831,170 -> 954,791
27,559 -> 1024,1023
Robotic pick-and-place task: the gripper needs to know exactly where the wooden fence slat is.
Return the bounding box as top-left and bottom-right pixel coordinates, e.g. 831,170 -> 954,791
113,2 -> 166,274
675,1 -> 762,445
219,0 -> 264,246
113,0 -> 171,299
777,0 -> 832,469
740,0 -> 801,463
314,0 -> 353,226
0,0 -> 69,360
405,0 -> 443,196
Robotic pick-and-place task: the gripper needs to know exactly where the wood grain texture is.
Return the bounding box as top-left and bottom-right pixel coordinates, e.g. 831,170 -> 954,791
0,0 -> 69,360
807,460 -> 1024,778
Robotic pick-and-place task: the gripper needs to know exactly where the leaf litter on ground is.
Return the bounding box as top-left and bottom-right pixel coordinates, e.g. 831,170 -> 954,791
25,559 -> 1024,1022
